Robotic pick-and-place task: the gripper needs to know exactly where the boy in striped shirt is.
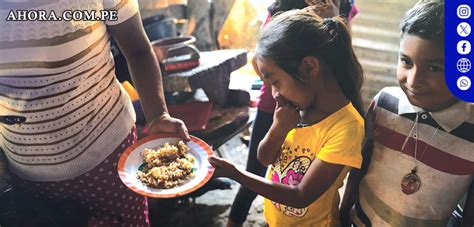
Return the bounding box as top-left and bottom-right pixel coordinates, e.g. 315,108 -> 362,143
340,1 -> 474,226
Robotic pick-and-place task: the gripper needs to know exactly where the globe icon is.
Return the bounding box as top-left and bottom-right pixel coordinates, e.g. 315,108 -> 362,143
457,58 -> 471,73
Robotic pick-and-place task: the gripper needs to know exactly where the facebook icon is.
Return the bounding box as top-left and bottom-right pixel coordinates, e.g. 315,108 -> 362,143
457,40 -> 471,55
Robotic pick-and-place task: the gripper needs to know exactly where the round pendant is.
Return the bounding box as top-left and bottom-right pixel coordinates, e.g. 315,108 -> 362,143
401,172 -> 421,195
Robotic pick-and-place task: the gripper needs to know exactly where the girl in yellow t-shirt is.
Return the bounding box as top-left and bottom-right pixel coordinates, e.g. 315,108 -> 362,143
209,9 -> 365,227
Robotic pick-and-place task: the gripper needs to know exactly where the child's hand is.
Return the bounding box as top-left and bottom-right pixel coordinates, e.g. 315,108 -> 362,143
304,0 -> 339,18
273,95 -> 300,135
208,155 -> 238,179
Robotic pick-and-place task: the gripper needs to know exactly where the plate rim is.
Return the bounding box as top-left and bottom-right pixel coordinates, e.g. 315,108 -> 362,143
117,134 -> 215,198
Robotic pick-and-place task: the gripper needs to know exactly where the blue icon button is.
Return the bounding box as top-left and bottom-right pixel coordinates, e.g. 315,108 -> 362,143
457,76 -> 471,91
457,58 -> 471,73
457,40 -> 471,55
457,22 -> 471,37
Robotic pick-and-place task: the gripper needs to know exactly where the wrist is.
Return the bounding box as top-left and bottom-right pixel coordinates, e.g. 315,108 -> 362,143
268,126 -> 289,141
231,165 -> 244,181
272,118 -> 297,136
147,112 -> 170,128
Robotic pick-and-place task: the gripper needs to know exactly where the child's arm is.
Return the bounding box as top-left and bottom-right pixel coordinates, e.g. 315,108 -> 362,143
108,13 -> 189,141
257,95 -> 300,166
304,0 -> 340,18
462,180 -> 474,227
257,122 -> 289,166
339,138 -> 373,226
209,155 -> 344,208
339,99 -> 377,226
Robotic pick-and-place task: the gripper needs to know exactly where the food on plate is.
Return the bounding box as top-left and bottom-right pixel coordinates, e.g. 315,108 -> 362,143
137,140 -> 195,189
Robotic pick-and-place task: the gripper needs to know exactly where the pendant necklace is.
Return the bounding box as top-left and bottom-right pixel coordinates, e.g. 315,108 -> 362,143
399,112 -> 440,195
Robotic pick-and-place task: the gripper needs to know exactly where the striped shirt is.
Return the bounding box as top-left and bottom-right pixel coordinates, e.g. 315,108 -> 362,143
0,0 -> 138,181
353,87 -> 474,227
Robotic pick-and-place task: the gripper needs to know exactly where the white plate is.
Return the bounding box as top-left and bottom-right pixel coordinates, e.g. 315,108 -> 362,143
118,134 -> 215,198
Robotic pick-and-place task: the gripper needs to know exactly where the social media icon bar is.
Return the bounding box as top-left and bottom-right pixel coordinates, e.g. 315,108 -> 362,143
457,4 -> 471,19
457,40 -> 471,55
448,2 -> 474,102
457,22 -> 471,37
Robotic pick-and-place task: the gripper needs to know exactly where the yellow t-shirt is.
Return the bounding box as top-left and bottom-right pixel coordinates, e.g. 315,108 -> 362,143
264,103 -> 364,227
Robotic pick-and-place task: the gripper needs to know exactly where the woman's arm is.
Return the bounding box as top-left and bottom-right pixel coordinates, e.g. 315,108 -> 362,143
209,155 -> 344,208
108,13 -> 189,140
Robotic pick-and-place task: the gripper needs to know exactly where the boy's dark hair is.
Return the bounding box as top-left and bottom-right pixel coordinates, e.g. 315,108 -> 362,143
400,0 -> 444,44
255,10 -> 364,116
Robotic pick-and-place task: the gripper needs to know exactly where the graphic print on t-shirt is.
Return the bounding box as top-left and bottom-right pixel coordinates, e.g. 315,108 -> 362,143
270,145 -> 314,218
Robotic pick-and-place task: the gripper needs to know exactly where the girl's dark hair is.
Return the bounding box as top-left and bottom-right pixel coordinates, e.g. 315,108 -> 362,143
255,10 -> 364,116
400,0 -> 444,44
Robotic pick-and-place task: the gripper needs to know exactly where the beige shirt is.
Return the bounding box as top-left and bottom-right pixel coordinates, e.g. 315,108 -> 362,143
0,0 -> 138,181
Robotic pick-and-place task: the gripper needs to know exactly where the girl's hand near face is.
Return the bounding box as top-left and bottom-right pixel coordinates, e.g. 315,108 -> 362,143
273,95 -> 300,135
256,95 -> 299,166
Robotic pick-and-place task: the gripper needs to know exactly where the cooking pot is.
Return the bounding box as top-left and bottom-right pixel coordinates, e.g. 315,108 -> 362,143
151,36 -> 198,63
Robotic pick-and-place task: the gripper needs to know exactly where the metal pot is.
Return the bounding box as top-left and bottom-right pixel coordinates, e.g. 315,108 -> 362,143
113,14 -> 178,83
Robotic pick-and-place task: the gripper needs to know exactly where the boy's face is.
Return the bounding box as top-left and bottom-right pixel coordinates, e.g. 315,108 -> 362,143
397,34 -> 457,111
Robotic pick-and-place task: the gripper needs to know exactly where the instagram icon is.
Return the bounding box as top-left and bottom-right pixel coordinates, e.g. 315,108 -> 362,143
457,4 -> 471,19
